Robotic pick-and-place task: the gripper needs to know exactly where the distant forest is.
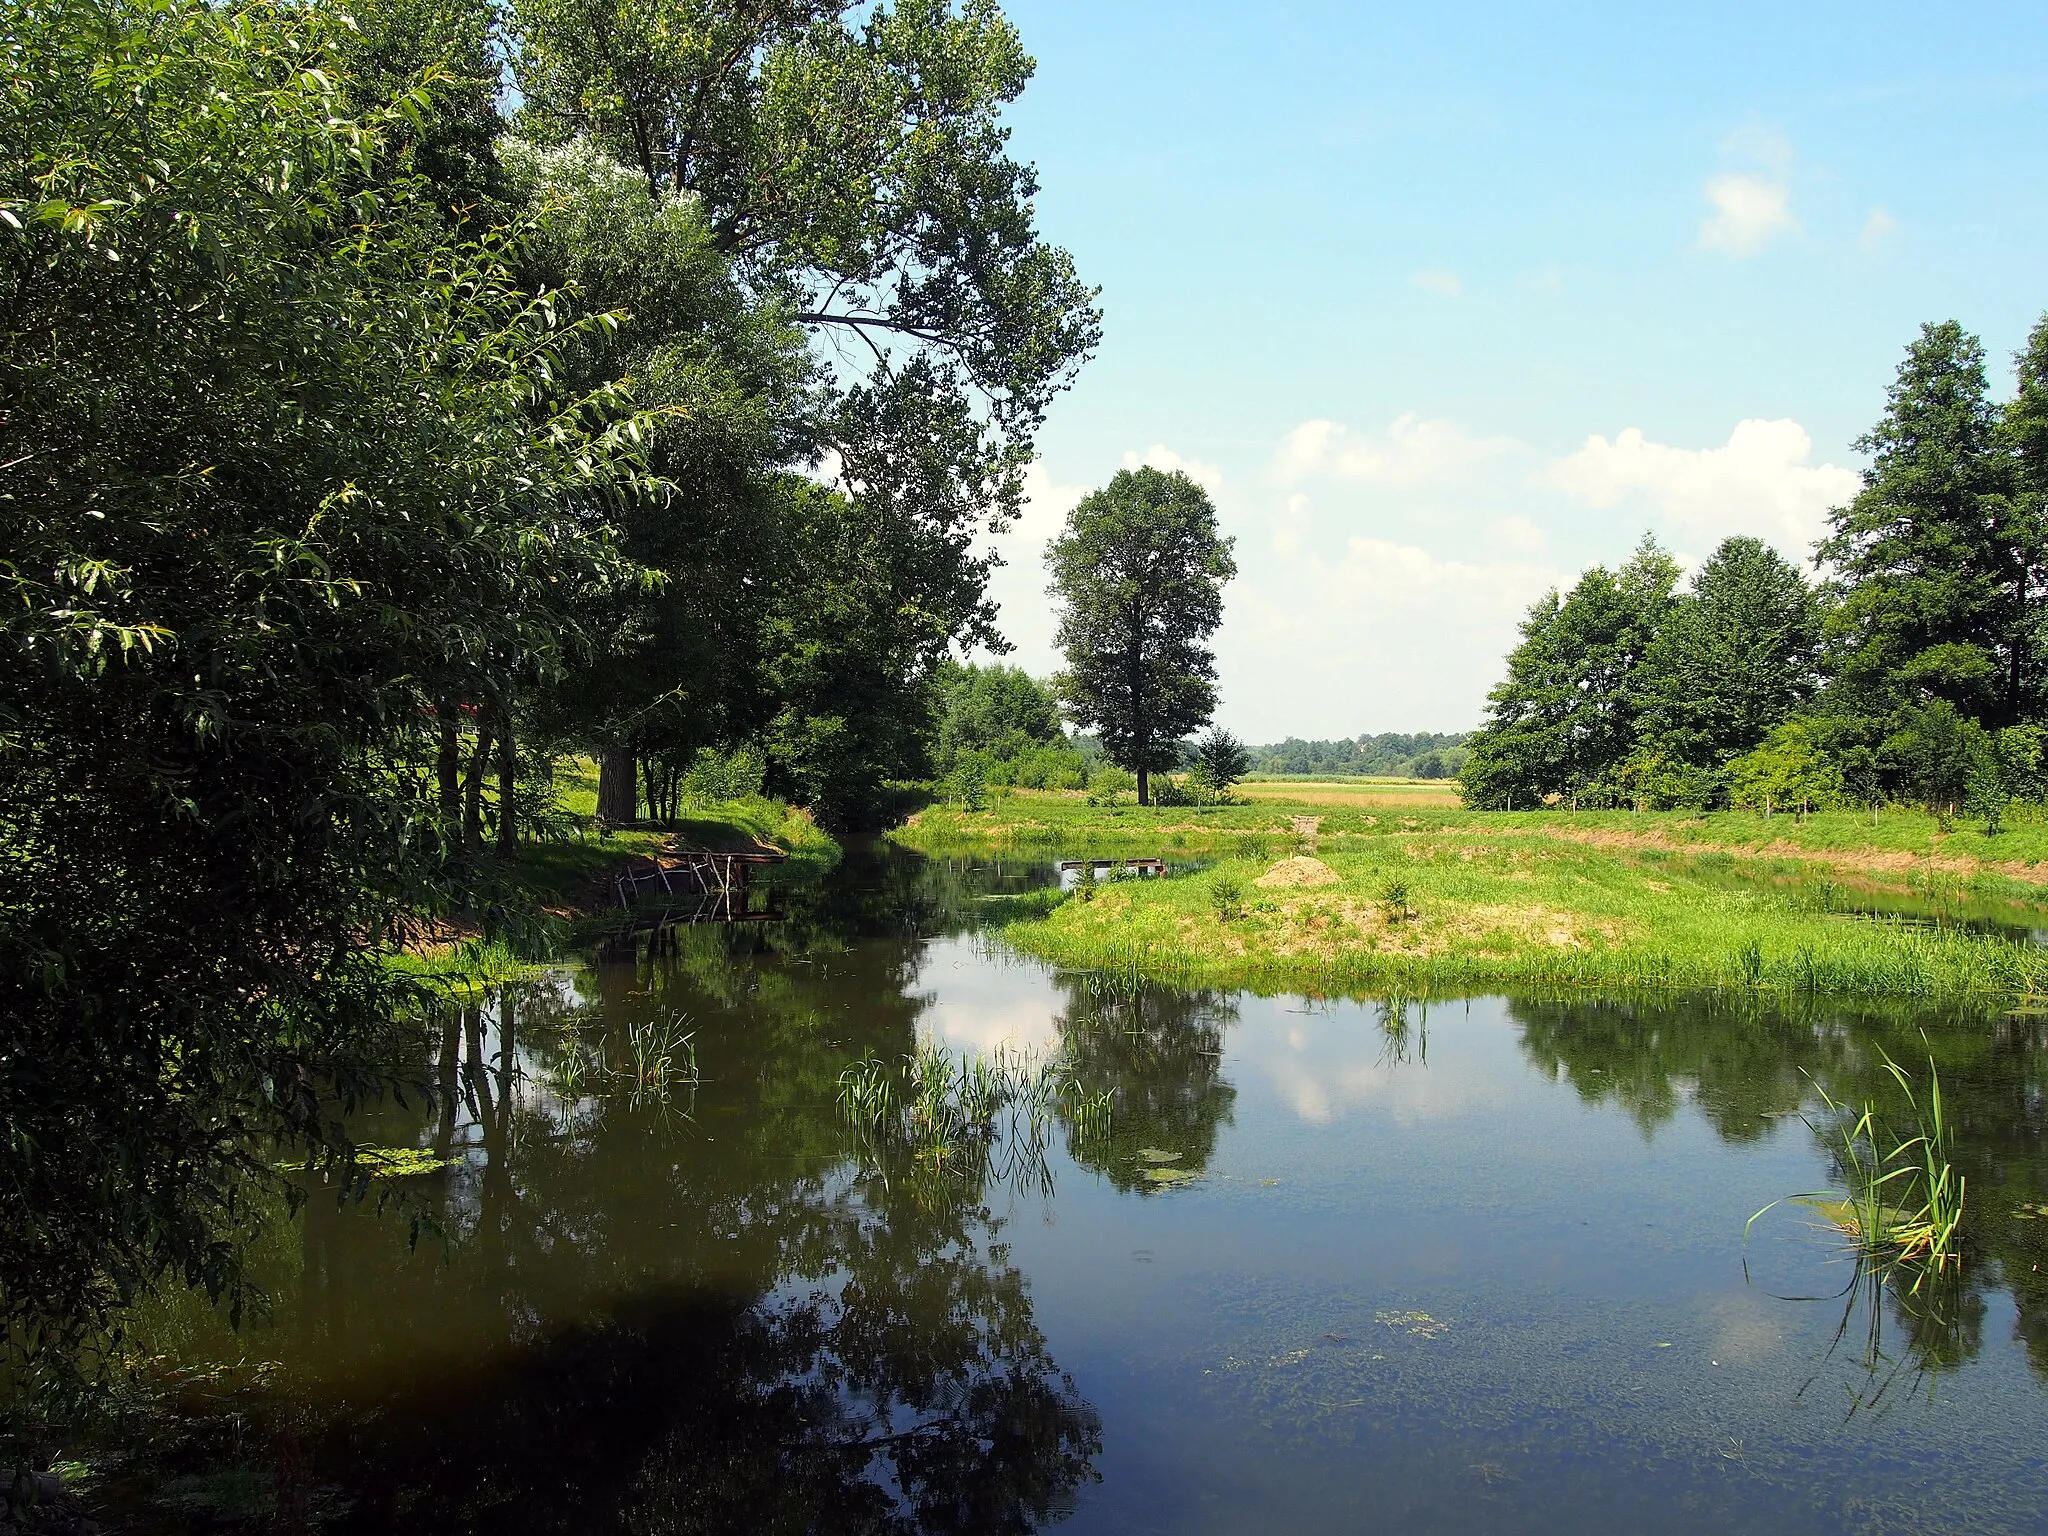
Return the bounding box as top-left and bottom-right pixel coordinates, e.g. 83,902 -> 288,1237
1248,733 -> 1471,779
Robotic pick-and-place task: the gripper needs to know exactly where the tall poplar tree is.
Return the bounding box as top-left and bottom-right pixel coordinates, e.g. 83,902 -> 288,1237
1047,468 -> 1236,805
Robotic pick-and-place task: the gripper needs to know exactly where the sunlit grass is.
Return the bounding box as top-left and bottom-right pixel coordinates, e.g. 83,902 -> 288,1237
982,830 -> 2048,1002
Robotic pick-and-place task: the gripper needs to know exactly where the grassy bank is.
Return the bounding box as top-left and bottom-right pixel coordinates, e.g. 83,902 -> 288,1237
388,767 -> 841,985
898,795 -> 2048,1002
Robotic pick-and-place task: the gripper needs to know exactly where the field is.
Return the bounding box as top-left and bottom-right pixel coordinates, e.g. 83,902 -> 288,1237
898,793 -> 2048,1003
1233,776 -> 1463,808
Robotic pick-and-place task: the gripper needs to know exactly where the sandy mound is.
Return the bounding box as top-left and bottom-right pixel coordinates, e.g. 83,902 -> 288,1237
1254,856 -> 1340,890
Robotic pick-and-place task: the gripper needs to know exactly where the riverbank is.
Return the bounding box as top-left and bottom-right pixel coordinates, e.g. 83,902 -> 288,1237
387,789 -> 840,989
900,796 -> 2048,1002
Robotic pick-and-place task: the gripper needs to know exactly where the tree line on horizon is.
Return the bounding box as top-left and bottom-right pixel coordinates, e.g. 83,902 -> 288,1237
1462,318 -> 2048,821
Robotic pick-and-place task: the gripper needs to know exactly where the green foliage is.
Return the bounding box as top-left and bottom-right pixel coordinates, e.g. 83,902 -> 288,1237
1049,467 -> 1237,803
1207,872 -> 1245,922
505,0 -> 1102,823
1635,536 -> 1822,771
681,745 -> 768,804
1727,717 -> 1846,814
1250,732 -> 1470,777
0,0 -> 656,1377
1086,762 -> 1135,802
1818,321 -> 2033,726
1190,727 -> 1251,793
933,662 -> 1064,767
1461,535 -> 1680,808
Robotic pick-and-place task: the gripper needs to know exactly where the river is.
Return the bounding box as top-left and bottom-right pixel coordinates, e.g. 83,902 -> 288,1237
128,839 -> 2048,1533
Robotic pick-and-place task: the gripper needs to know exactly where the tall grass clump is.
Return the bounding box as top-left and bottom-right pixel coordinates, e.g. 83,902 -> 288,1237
1747,1048 -> 1965,1287
836,1042 -> 1113,1190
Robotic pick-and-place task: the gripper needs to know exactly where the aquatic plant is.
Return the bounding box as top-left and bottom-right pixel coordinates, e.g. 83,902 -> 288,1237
620,1014 -> 698,1097
1747,1049 -> 1965,1285
836,1042 -> 1113,1189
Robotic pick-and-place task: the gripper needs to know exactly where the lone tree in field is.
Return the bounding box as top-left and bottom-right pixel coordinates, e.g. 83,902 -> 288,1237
1047,467 -> 1236,804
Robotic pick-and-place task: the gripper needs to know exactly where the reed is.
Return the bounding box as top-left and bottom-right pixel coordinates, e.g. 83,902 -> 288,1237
835,1042 -> 1113,1187
1747,1049 -> 1966,1286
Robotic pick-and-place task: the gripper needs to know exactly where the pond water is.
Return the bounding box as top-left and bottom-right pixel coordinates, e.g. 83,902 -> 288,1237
153,841 -> 2048,1533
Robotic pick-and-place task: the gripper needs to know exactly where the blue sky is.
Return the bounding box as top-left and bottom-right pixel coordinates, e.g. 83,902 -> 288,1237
970,0 -> 2048,741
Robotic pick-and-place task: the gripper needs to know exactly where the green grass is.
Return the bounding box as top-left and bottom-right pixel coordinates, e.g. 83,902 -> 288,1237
898,798 -> 2048,1002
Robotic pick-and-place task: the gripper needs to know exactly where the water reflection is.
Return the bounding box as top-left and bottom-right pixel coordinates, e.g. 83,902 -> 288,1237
118,842 -> 2048,1533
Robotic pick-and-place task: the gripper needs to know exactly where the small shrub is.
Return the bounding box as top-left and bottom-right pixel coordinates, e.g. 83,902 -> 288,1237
1209,872 -> 1245,923
1380,879 -> 1412,923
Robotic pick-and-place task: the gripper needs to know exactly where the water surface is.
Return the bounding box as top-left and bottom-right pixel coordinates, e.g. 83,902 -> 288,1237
160,843 -> 2048,1532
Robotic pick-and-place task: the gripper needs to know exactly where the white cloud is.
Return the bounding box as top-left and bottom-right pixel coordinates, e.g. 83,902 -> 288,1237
1410,267 -> 1462,297
1698,173 -> 1798,256
1697,125 -> 1799,257
1547,418 -> 1858,556
1861,205 -> 1899,251
1122,443 -> 1223,494
1273,413 -> 1518,487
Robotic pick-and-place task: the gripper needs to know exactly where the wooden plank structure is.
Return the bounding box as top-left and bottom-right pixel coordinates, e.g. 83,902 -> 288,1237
1057,857 -> 1167,879
614,847 -> 788,921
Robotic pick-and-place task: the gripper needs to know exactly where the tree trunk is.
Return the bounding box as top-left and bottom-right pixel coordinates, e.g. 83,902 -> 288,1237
437,707 -> 461,830
597,747 -> 638,826
463,728 -> 494,852
1137,767 -> 1150,806
496,721 -> 517,858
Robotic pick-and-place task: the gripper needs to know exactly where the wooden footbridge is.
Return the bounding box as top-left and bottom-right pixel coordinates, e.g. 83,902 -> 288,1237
614,846 -> 788,921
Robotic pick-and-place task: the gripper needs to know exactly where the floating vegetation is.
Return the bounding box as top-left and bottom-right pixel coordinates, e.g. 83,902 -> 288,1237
1747,1048 -> 1966,1289
1140,1166 -> 1199,1187
1374,1309 -> 1451,1339
836,1041 -> 1114,1193
274,1145 -> 454,1184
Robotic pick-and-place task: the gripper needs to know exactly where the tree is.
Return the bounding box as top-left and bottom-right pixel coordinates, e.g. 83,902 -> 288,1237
1817,321 -> 2032,726
1726,718 -> 1846,815
0,0 -> 649,1377
1047,468 -> 1237,805
505,0 -> 1102,820
1190,727 -> 1251,793
1460,536 -> 1679,809
933,662 -> 1064,772
1635,536 -> 1823,776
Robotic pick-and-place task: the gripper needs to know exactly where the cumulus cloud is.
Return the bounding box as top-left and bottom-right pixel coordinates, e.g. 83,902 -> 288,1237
1861,205 -> 1898,251
1273,413 -> 1518,487
1548,418 -> 1858,555
1122,443 -> 1223,494
1698,173 -> 1798,256
1410,267 -> 1462,297
1696,125 -> 1799,256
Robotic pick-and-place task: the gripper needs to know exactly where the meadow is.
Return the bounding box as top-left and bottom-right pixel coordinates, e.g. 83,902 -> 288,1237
897,791 -> 2048,1003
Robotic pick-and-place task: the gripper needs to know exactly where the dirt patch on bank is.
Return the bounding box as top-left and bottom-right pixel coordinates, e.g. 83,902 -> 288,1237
1255,857 -> 1341,889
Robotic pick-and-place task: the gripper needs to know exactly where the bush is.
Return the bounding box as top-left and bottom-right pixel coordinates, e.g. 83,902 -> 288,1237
1209,871 -> 1245,922
683,744 -> 768,803
1088,763 -> 1135,800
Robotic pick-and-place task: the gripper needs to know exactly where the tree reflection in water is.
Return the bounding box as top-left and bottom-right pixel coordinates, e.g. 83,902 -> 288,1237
1508,991 -> 2048,1390
1048,971 -> 1237,1192
277,853 -> 1103,1532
